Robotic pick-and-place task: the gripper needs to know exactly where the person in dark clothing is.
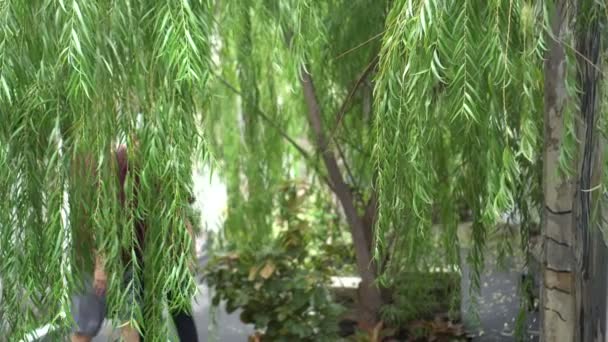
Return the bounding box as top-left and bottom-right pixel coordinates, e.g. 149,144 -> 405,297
115,144 -> 199,341
70,143 -> 199,341
69,150 -> 131,342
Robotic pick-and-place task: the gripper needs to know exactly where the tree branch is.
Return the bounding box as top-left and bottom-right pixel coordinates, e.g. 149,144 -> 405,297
327,57 -> 378,144
362,191 -> 378,251
299,66 -> 348,193
212,72 -> 336,191
324,58 -> 378,195
299,65 -> 380,299
336,135 -> 371,158
336,141 -> 357,189
216,74 -> 311,158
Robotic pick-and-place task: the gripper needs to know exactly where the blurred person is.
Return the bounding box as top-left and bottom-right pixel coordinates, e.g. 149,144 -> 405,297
115,141 -> 199,341
68,149 -> 122,342
69,140 -> 199,342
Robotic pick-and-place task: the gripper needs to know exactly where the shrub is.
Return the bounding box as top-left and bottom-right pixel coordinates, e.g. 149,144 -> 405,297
205,226 -> 344,341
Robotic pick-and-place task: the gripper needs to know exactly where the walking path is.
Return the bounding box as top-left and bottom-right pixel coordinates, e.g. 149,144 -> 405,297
90,240 -> 253,341
92,283 -> 253,342
460,247 -> 540,341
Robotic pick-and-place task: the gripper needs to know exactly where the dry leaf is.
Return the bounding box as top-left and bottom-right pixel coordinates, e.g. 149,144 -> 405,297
259,261 -> 276,279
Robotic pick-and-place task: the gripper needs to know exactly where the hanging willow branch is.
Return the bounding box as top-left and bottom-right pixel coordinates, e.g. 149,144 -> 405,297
0,0 -> 211,339
374,0 -> 547,296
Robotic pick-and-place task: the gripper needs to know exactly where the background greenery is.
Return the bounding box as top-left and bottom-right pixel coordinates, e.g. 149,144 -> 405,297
1,0 -> 608,340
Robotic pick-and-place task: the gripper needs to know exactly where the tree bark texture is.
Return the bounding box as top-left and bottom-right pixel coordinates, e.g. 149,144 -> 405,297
542,1 -> 576,340
542,1 -> 607,341
573,3 -> 606,340
299,67 -> 383,325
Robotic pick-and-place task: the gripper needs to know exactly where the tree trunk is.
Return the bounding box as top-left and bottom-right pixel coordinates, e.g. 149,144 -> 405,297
576,221 -> 608,341
573,3 -> 606,340
299,67 -> 383,325
362,192 -> 378,252
542,1 -> 607,341
541,1 -> 576,340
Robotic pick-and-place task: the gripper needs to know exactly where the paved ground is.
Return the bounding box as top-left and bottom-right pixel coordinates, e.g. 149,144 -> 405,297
92,283 -> 253,342
460,248 -> 540,342
29,240 -> 253,342
27,247 -> 538,342
91,244 -> 253,342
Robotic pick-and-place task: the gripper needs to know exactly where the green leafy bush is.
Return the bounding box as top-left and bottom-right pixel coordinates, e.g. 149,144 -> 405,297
205,226 -> 344,341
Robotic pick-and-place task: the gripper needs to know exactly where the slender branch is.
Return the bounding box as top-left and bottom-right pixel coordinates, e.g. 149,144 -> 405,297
213,72 -> 311,159
304,57 -> 377,185
282,28 -> 371,198
336,135 -> 372,158
211,71 -> 336,191
299,66 -> 348,193
540,13 -> 603,74
327,57 -> 378,144
336,142 -> 357,192
326,59 -> 377,197
334,31 -> 385,60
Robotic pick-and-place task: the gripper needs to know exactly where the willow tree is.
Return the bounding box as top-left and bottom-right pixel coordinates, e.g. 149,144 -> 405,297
0,1 -> 210,339
375,0 -> 608,341
204,0 -> 389,325
375,0 -> 546,311
205,0 -> 603,331
4,0 -> 607,339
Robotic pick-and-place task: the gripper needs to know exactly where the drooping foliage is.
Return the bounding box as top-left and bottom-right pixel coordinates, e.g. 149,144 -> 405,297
0,0 -> 210,338
5,0 -> 607,338
203,0 -> 394,327
374,0 -> 608,321
205,0 -> 388,251
374,0 -> 548,293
